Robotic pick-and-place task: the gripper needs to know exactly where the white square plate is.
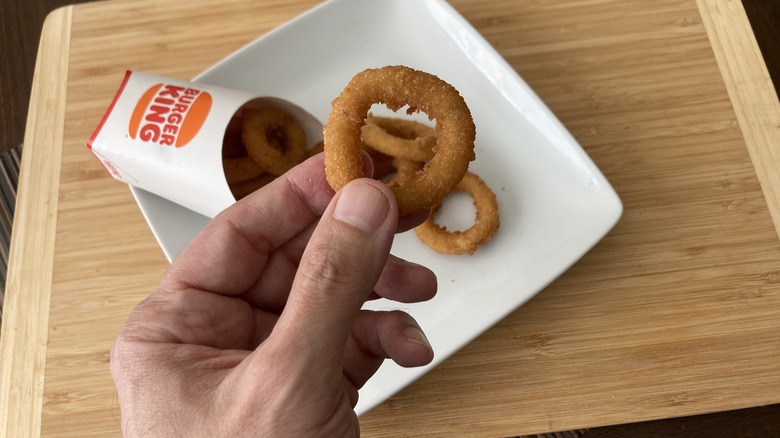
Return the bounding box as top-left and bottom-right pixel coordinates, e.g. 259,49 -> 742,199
131,0 -> 622,415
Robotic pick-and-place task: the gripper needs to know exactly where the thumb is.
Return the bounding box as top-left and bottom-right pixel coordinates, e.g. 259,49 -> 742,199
272,178 -> 399,362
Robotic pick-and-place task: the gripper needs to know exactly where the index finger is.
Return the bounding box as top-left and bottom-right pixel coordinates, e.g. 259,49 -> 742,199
162,154 -> 336,296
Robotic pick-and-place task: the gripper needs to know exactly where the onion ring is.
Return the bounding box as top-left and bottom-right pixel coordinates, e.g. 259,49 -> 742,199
222,114 -> 246,159
222,156 -> 265,184
387,157 -> 423,186
229,173 -> 277,200
361,114 -> 436,162
414,172 -> 499,255
242,107 -> 307,176
323,65 -> 476,215
364,145 -> 397,181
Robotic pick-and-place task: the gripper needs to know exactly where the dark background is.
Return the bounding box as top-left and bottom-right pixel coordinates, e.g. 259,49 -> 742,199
1,0 -> 75,151
1,0 -> 779,436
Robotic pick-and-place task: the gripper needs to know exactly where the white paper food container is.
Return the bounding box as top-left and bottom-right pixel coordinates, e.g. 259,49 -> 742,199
87,71 -> 323,218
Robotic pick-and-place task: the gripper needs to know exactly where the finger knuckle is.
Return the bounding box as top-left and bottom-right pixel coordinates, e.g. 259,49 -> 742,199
299,240 -> 370,291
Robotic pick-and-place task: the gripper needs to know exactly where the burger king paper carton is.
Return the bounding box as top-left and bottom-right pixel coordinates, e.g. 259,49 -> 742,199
88,71 -> 323,218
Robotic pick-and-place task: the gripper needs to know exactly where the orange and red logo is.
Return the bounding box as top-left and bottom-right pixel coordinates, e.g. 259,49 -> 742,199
128,83 -> 212,147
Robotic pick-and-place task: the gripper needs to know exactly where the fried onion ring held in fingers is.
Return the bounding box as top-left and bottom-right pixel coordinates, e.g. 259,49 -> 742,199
365,145 -> 397,181
387,157 -> 423,186
324,65 -> 476,215
415,172 -> 499,255
242,107 -> 307,176
361,114 -> 437,162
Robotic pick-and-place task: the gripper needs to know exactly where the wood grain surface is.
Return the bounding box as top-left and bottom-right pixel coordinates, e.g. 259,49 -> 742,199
1,0 -> 779,436
0,7 -> 71,437
699,0 -> 780,237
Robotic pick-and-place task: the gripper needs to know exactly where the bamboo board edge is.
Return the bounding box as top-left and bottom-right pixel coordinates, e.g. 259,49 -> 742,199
0,6 -> 73,437
696,0 -> 780,240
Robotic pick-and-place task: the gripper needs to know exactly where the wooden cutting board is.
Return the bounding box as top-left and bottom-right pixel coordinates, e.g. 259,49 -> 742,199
1,0 -> 779,436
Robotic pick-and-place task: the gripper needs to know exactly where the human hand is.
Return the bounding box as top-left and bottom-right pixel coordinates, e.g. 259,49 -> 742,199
110,153 -> 437,437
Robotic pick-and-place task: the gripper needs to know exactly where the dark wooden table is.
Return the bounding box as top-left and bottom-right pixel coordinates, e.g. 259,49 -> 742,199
1,0 -> 779,436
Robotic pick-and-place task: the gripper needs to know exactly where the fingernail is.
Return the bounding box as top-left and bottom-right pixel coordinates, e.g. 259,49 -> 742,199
404,325 -> 432,350
333,182 -> 390,232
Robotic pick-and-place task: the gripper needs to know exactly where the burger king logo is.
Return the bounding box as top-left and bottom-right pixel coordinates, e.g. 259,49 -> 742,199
128,83 -> 212,147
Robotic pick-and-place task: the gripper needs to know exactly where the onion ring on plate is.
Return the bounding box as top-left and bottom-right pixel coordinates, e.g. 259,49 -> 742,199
361,114 -> 436,162
415,172 -> 499,255
242,107 -> 307,176
324,65 -> 476,215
